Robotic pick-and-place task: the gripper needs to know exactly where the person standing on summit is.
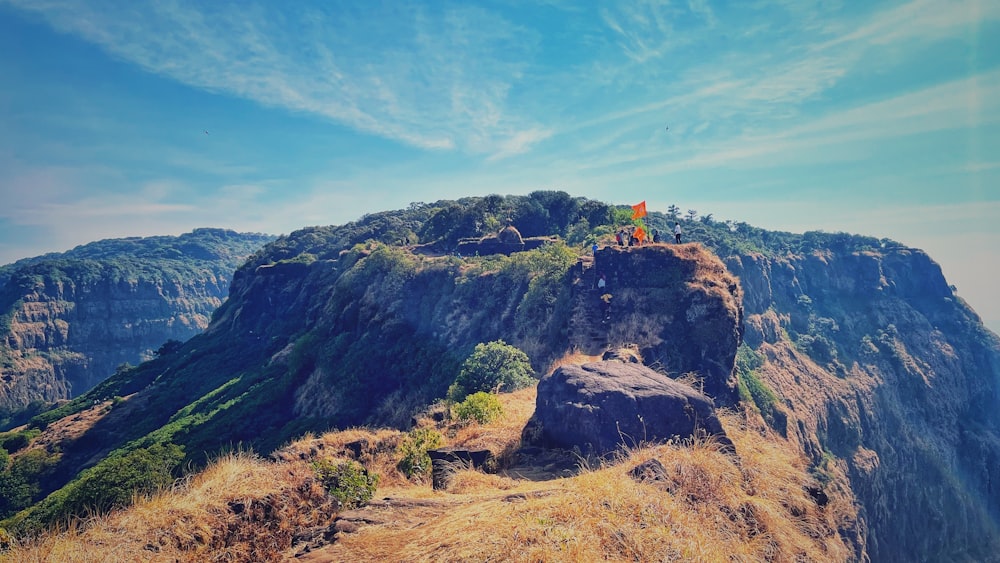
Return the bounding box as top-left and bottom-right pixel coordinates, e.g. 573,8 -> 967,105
674,222 -> 683,244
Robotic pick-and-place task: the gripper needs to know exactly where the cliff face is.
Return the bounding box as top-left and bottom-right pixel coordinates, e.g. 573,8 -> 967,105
7,197 -> 1000,561
227,243 -> 743,426
30,239 -> 741,470
0,229 -> 274,412
586,244 -> 743,404
1,269 -> 224,409
728,247 -> 1000,562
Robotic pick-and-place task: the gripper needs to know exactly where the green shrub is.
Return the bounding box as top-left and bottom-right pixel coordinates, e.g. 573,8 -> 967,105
57,443 -> 184,517
447,340 -> 535,402
797,333 -> 837,364
0,429 -> 39,454
0,448 -> 60,521
738,370 -> 779,414
154,339 -> 184,358
735,344 -> 785,432
312,459 -> 379,509
453,392 -> 504,424
396,427 -> 444,479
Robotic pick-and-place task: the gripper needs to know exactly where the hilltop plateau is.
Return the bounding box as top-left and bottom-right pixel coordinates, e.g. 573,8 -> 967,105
0,192 -> 996,562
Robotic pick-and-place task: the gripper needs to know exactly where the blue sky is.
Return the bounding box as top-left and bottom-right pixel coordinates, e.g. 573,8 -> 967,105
0,0 -> 998,330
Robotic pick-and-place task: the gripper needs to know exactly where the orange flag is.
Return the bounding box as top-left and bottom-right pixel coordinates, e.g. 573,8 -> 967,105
631,201 -> 647,219
634,226 -> 646,243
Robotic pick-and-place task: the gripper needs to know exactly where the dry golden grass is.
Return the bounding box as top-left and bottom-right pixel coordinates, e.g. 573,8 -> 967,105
276,426 -> 414,488
445,469 -> 520,494
2,450 -> 335,563
324,409 -> 854,563
3,384 -> 855,563
447,386 -> 536,460
544,350 -> 604,375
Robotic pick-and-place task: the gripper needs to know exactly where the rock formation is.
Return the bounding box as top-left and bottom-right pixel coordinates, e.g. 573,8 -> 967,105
456,226 -> 558,256
569,244 -> 743,405
0,229 -> 273,411
5,195 -> 999,561
727,247 -> 1000,561
524,360 -> 730,457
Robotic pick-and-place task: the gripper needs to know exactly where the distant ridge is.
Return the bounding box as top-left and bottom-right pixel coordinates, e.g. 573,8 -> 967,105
0,228 -> 275,415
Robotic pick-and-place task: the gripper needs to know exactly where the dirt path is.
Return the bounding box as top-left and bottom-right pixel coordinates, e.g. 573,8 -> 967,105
284,495 -> 463,562
283,479 -> 563,562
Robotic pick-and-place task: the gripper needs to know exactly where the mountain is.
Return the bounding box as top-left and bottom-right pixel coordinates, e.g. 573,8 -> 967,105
0,229 -> 275,418
727,247 -> 1000,561
0,193 -> 997,561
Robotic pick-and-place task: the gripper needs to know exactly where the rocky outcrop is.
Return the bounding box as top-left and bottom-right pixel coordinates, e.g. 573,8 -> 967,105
0,229 -> 273,411
523,360 -> 730,457
11,197 -> 998,563
587,244 -> 743,405
728,247 -> 1000,562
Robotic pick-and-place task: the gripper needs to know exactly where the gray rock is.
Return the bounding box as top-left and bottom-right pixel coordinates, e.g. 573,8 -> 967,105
629,458 -> 670,485
523,361 -> 731,457
428,448 -> 494,490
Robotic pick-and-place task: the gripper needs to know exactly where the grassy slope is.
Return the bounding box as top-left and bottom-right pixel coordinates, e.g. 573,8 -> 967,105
3,372 -> 856,562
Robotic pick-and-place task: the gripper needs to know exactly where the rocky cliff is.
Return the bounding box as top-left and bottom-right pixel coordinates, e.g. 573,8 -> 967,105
727,247 -> 1000,562
4,196 -> 998,561
0,229 -> 274,413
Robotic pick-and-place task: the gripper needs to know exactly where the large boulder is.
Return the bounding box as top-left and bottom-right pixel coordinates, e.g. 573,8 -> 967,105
523,361 -> 731,457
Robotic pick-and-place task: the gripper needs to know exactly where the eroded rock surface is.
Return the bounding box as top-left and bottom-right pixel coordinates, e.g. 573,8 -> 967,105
523,360 -> 730,457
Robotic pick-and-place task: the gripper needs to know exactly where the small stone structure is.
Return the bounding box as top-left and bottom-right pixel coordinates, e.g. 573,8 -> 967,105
456,226 -> 558,256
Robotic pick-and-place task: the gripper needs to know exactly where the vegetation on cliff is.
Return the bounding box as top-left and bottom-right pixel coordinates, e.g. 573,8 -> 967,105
0,193 -> 997,561
0,228 -> 276,418
1,387 -> 855,562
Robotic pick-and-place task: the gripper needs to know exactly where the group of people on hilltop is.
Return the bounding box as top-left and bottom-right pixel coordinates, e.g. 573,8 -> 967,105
612,222 -> 684,247
614,226 -> 649,247
614,227 -> 638,247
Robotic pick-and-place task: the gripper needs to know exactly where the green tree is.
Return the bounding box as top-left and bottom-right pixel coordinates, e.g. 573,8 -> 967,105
0,472 -> 33,519
611,207 -> 634,228
447,340 -> 535,402
0,448 -> 58,519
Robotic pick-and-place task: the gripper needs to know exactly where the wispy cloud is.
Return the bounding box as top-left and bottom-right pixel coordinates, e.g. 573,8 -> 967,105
963,161 -> 1000,173
818,0 -> 1000,50
487,128 -> 554,161
2,0 -> 546,155
536,0 -> 1000,181
553,67 -> 1000,185
600,0 -> 716,63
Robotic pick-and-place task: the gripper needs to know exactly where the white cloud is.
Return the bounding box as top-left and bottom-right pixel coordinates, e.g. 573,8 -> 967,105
559,67 -> 999,185
818,0 -> 1000,50
2,0 -> 544,155
488,128 -> 553,161
963,161 -> 1000,173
